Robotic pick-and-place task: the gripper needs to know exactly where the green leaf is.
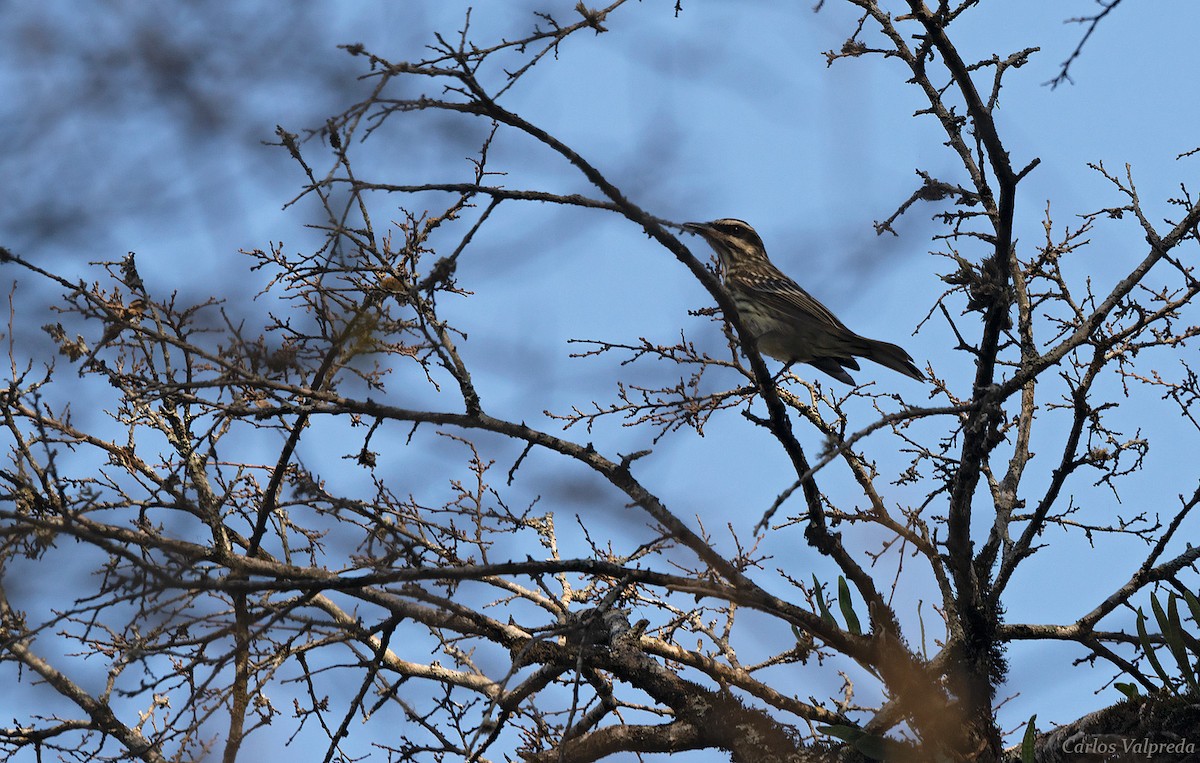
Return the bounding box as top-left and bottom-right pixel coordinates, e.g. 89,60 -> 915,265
1114,682 -> 1140,700
1163,594 -> 1200,694
817,725 -> 890,761
1183,589 -> 1200,626
1178,625 -> 1200,657
818,724 -> 863,743
1020,714 -> 1037,763
1151,594 -> 1187,682
838,576 -> 863,635
1150,593 -> 1171,643
852,733 -> 890,760
1181,589 -> 1200,653
813,575 -> 837,626
1136,607 -> 1173,691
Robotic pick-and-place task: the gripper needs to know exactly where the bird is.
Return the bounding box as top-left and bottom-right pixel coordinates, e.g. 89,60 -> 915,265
79,296 -> 148,373
683,218 -> 923,385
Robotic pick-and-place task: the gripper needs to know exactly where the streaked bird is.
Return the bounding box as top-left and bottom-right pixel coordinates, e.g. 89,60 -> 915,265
79,296 -> 148,373
683,218 -> 923,385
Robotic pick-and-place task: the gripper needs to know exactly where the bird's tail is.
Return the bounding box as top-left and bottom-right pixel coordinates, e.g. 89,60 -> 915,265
858,337 -> 925,381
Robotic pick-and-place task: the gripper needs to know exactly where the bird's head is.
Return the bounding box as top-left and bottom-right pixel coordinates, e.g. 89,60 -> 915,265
682,218 -> 770,272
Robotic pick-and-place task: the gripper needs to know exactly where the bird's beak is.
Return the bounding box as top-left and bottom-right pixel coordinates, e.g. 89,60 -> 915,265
682,221 -> 713,236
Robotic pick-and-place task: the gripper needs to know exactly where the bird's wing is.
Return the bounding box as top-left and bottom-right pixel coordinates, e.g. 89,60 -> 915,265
739,274 -> 852,332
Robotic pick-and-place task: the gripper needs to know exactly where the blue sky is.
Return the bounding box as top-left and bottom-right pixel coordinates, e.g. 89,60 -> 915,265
4,1 -> 1200,758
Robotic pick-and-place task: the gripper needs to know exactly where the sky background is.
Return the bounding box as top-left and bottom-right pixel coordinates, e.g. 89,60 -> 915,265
3,0 -> 1200,759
